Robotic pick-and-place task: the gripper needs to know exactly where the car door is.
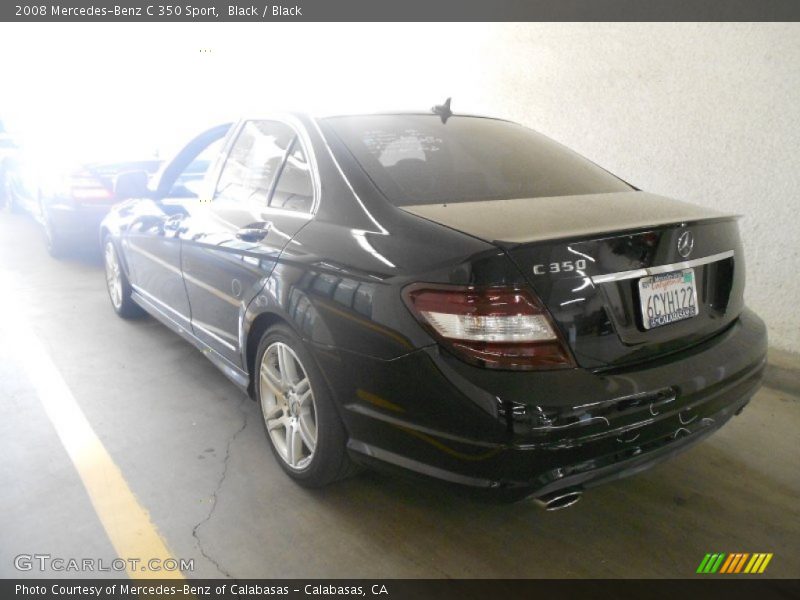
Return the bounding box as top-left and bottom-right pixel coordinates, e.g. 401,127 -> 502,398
123,125 -> 229,327
179,119 -> 317,366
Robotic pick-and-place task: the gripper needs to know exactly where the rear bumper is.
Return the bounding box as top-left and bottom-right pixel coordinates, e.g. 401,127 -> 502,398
314,308 -> 767,496
45,201 -> 111,243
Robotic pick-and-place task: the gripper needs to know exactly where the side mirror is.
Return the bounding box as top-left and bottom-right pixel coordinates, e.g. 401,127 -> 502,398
114,170 -> 150,200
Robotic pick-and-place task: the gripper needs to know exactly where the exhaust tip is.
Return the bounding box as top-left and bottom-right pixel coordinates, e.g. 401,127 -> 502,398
532,489 -> 583,511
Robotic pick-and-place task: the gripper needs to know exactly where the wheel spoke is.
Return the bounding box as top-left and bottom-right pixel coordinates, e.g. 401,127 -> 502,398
295,378 -> 310,396
278,345 -> 299,386
267,415 -> 289,432
260,361 -> 284,397
296,384 -> 312,407
276,345 -> 288,386
298,412 -> 316,453
286,420 -> 304,466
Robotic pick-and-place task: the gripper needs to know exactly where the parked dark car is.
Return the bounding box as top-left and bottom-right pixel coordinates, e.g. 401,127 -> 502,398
100,111 -> 767,507
4,156 -> 162,256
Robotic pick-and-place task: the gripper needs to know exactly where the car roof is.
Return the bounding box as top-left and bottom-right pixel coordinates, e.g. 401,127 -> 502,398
312,110 -> 511,122
238,110 -> 511,124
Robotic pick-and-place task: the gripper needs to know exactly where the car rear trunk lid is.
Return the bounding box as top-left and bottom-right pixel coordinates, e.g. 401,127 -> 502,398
402,192 -> 744,369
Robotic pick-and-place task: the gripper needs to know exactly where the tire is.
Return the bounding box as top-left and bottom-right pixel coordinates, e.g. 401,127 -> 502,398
103,237 -> 144,318
255,324 -> 356,487
0,163 -> 10,211
41,205 -> 69,257
4,182 -> 21,214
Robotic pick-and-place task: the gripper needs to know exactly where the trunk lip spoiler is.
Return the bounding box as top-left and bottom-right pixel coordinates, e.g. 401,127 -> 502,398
590,250 -> 735,284
490,215 -> 743,249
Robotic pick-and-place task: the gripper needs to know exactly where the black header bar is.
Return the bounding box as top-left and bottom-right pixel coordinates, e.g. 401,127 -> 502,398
3,0 -> 800,22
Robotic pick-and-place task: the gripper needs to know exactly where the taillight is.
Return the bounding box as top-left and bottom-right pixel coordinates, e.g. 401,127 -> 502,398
70,172 -> 113,202
403,284 -> 575,370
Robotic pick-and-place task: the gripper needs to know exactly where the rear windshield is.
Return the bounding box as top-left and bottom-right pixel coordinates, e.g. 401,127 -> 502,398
327,115 -> 632,206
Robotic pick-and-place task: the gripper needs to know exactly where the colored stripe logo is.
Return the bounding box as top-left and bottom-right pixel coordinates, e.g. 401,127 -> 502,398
697,553 -> 773,574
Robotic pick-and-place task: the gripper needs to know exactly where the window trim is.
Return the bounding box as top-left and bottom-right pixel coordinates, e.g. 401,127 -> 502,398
153,123 -> 232,200
267,136 -> 315,214
207,115 -> 320,218
265,136 -> 296,207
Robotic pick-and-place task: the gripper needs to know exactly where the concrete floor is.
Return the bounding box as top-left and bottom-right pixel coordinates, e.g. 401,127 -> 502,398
0,211 -> 798,579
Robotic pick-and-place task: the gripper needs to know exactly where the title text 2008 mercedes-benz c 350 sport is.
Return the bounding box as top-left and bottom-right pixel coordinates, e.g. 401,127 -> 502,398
101,106 -> 767,508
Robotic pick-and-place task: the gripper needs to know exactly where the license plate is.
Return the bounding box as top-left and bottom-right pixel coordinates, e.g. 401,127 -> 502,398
638,268 -> 698,330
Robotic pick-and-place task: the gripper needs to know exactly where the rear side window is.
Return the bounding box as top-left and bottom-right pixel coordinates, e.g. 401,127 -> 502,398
214,120 -> 294,205
269,139 -> 313,213
327,115 -> 632,206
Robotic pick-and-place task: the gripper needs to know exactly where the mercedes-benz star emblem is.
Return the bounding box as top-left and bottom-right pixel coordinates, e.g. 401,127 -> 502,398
677,230 -> 694,258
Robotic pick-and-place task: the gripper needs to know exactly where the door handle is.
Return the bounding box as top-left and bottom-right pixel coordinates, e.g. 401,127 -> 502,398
163,213 -> 185,231
236,221 -> 272,242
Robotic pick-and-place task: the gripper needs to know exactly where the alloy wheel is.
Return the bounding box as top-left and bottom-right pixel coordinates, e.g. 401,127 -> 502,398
259,342 -> 318,470
41,208 -> 53,242
41,210 -> 59,252
104,241 -> 123,309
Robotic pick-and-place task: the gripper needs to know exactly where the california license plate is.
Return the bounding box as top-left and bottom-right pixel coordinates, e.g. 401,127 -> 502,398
638,268 -> 698,330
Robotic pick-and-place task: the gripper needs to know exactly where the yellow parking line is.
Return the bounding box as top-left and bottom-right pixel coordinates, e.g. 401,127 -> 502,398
2,292 -> 182,580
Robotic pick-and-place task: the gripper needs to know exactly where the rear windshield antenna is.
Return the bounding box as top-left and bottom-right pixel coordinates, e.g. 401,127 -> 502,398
432,98 -> 453,123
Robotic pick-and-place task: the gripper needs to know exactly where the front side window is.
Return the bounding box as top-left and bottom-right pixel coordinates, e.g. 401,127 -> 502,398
152,123 -> 232,199
327,115 -> 633,206
166,139 -> 224,198
269,139 -> 314,213
214,121 -> 294,205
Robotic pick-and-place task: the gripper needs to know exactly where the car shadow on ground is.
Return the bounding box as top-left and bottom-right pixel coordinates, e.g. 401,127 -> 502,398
2,209 -> 104,267
58,243 -> 104,267
201,383 -> 800,578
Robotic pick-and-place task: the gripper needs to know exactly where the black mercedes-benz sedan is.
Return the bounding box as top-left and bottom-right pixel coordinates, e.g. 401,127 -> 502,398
100,109 -> 767,508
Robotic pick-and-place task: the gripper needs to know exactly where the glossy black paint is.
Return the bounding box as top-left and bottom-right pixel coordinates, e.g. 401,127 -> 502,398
101,113 -> 767,498
506,218 -> 745,368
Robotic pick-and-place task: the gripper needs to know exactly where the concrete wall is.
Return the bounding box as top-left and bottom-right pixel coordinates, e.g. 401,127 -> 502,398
465,23 -> 800,353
